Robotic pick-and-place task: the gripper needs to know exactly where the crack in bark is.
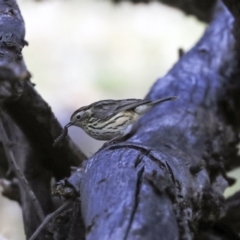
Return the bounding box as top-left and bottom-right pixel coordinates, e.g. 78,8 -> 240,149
108,143 -> 166,169
123,166 -> 144,240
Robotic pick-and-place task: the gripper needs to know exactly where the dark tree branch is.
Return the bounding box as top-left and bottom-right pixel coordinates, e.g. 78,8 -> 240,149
0,0 -> 86,238
29,200 -> 73,240
0,111 -> 51,238
4,81 -> 87,180
220,191 -> 240,234
0,118 -> 45,221
0,0 -> 28,103
221,0 -> 240,18
197,191 -> 240,240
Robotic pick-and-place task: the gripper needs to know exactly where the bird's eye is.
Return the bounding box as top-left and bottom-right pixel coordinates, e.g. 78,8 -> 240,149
76,115 -> 81,120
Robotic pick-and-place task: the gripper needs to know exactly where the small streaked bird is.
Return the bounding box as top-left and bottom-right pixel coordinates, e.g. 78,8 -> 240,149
53,96 -> 177,146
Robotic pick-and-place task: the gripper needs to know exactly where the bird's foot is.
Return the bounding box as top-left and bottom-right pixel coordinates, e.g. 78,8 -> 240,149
99,136 -> 125,151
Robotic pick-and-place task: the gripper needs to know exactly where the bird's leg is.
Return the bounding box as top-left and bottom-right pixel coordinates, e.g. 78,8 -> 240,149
101,136 -> 124,149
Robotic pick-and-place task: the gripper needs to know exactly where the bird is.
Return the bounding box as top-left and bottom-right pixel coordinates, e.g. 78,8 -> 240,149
53,96 -> 177,146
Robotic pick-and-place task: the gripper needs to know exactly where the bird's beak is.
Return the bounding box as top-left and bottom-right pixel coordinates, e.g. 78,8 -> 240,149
65,122 -> 74,128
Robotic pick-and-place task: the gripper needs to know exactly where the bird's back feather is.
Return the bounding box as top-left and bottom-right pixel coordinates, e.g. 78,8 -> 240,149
72,96 -> 177,121
92,99 -> 153,119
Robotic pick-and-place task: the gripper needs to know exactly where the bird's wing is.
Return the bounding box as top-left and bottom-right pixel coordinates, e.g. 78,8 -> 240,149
92,99 -> 151,120
114,99 -> 152,112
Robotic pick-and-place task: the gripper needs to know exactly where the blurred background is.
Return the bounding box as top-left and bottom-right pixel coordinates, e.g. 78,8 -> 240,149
0,0 -> 238,239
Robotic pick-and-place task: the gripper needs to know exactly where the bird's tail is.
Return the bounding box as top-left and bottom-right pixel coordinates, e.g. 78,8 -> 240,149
134,96 -> 178,115
152,96 -> 178,105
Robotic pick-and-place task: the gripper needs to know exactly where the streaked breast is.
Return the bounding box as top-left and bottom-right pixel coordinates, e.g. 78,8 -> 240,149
86,111 -> 138,140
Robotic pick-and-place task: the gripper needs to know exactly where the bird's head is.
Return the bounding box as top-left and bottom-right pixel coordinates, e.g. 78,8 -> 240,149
66,108 -> 91,129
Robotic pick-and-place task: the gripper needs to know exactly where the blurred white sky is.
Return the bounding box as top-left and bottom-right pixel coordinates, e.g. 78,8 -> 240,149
0,1 -> 212,239
19,0 -> 206,155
